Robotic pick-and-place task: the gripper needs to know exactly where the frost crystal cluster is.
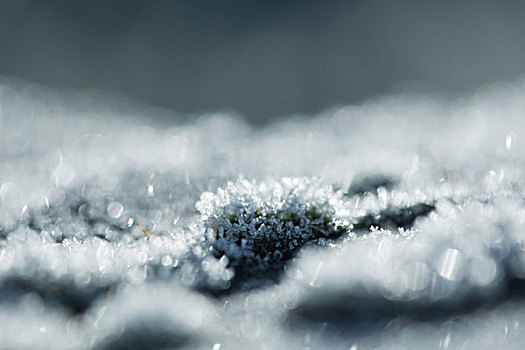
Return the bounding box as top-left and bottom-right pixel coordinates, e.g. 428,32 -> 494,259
197,177 -> 347,270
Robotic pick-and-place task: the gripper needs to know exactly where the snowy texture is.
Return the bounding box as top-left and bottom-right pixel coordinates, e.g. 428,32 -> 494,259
0,79 -> 525,348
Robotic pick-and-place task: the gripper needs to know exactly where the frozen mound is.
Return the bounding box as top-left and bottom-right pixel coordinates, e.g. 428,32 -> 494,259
196,177 -> 348,290
0,78 -> 525,348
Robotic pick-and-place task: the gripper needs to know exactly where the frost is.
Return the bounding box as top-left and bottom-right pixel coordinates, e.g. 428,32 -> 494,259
0,78 -> 525,348
196,177 -> 349,289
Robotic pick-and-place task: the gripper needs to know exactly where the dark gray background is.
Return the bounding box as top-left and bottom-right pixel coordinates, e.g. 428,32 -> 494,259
1,0 -> 525,122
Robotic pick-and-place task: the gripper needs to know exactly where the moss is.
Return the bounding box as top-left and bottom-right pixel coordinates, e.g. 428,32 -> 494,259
208,205 -> 348,291
213,206 -> 347,265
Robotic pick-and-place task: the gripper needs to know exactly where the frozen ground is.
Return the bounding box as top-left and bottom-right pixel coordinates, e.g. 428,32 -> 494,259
0,79 -> 525,349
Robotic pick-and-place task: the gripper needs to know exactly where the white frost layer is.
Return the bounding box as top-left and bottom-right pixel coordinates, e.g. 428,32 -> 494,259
0,80 -> 524,348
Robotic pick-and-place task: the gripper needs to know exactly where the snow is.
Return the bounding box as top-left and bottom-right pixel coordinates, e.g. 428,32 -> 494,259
0,79 -> 525,348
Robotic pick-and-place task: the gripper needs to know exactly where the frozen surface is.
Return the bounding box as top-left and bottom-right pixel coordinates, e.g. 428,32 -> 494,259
0,80 -> 525,349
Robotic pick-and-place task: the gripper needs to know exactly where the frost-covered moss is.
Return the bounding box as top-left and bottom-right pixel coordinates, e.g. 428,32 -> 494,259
218,206 -> 345,263
197,178 -> 349,279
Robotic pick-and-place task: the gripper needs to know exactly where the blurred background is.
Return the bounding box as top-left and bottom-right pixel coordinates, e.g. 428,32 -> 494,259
1,0 -> 525,123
